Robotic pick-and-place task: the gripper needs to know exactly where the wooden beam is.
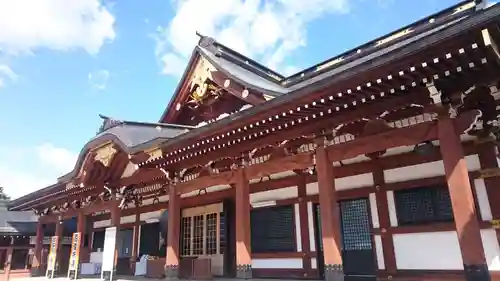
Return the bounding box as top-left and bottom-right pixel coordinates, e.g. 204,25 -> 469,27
326,110 -> 478,162
211,71 -> 267,105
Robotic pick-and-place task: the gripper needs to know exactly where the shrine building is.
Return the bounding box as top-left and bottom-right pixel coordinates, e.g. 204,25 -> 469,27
8,1 -> 500,281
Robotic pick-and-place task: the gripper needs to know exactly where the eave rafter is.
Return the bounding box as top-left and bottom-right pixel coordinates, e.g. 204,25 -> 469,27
144,31 -> 495,169
16,25 -> 500,212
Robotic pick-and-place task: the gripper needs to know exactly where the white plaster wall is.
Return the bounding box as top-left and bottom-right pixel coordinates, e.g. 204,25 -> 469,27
392,230 -> 500,271
252,258 -> 303,269
393,231 -> 463,270
384,155 -> 480,183
250,186 -> 297,203
294,204 -> 302,252
249,171 -> 296,184
93,213 -> 145,228
93,219 -> 111,228
307,202 -> 316,252
121,162 -> 137,179
474,178 -> 493,221
181,185 -> 230,198
374,235 -> 385,270
481,229 -> 500,271
386,191 -> 398,227
369,193 -> 379,228
311,257 -> 317,269
120,215 -> 135,224
305,173 -> 374,195
140,210 -> 163,222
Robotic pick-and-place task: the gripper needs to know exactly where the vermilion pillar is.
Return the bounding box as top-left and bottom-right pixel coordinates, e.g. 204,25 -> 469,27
438,117 -> 490,281
32,220 -> 44,276
316,145 -> 343,281
235,168 -> 252,279
54,218 -> 63,275
130,212 -> 140,274
165,184 -> 180,280
76,213 -> 86,272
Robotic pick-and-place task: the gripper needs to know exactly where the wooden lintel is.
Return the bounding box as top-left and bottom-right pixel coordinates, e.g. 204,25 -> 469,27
478,168 -> 500,179
327,111 -> 477,162
246,153 -> 314,181
176,170 -> 236,195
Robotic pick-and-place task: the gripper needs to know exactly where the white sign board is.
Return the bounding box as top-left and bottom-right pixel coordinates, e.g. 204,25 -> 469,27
101,226 -> 117,280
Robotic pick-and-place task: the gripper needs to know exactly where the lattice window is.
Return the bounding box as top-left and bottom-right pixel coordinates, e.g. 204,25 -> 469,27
250,205 -> 295,253
395,184 -> 454,225
192,215 -> 204,255
180,217 -> 192,256
219,212 -> 226,254
206,213 -> 218,255
340,199 -> 372,251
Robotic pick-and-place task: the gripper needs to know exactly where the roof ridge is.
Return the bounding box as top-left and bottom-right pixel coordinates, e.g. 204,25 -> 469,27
97,114 -> 195,135
193,0 -> 483,88
196,32 -> 285,83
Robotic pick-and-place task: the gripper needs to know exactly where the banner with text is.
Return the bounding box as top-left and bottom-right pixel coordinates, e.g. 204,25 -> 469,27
67,232 -> 81,279
45,236 -> 59,278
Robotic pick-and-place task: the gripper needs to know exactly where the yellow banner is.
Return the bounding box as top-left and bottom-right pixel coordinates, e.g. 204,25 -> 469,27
46,236 -> 59,274
68,232 -> 81,272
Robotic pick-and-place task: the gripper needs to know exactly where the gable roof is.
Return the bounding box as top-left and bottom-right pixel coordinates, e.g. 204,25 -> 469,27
0,201 -> 37,235
57,116 -> 194,183
160,0 -> 484,124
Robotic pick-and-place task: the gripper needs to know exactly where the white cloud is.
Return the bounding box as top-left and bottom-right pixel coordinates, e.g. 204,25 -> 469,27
0,143 -> 77,199
0,64 -> 18,88
88,69 -> 110,90
0,0 -> 116,55
36,143 -> 78,172
155,0 -> 350,76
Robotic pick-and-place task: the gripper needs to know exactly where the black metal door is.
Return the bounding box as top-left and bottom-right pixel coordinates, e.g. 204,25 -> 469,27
314,198 -> 376,281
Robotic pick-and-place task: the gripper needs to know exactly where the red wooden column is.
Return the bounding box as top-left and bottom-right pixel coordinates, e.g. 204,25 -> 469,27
373,166 -> 397,275
31,219 -> 44,276
54,218 -> 63,274
165,184 -> 180,280
75,213 -> 86,273
130,212 -> 140,274
316,144 -> 343,281
235,168 -> 252,279
438,117 -> 490,281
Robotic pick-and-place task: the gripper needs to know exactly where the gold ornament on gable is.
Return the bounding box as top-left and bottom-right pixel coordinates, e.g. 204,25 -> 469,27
94,143 -> 118,167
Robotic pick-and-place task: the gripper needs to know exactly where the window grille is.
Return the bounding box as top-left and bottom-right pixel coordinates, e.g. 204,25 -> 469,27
180,217 -> 192,256
250,205 -> 295,253
394,184 -> 454,225
219,212 -> 226,254
206,213 -> 218,255
180,212 -> 221,256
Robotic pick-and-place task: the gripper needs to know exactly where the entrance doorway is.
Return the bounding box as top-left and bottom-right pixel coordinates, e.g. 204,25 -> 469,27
314,197 -> 376,281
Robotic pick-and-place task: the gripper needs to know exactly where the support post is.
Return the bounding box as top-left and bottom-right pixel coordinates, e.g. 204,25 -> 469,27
373,165 -> 397,275
68,213 -> 85,279
54,219 -> 63,276
316,145 -> 344,281
31,220 -> 44,276
165,185 -> 180,280
130,212 -> 140,274
438,117 -> 490,281
235,168 -> 252,279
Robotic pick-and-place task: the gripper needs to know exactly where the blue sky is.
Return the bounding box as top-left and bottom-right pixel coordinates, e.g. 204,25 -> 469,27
0,0 -> 493,199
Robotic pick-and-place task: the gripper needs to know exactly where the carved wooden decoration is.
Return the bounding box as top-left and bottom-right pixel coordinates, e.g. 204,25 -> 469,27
94,143 -> 118,167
